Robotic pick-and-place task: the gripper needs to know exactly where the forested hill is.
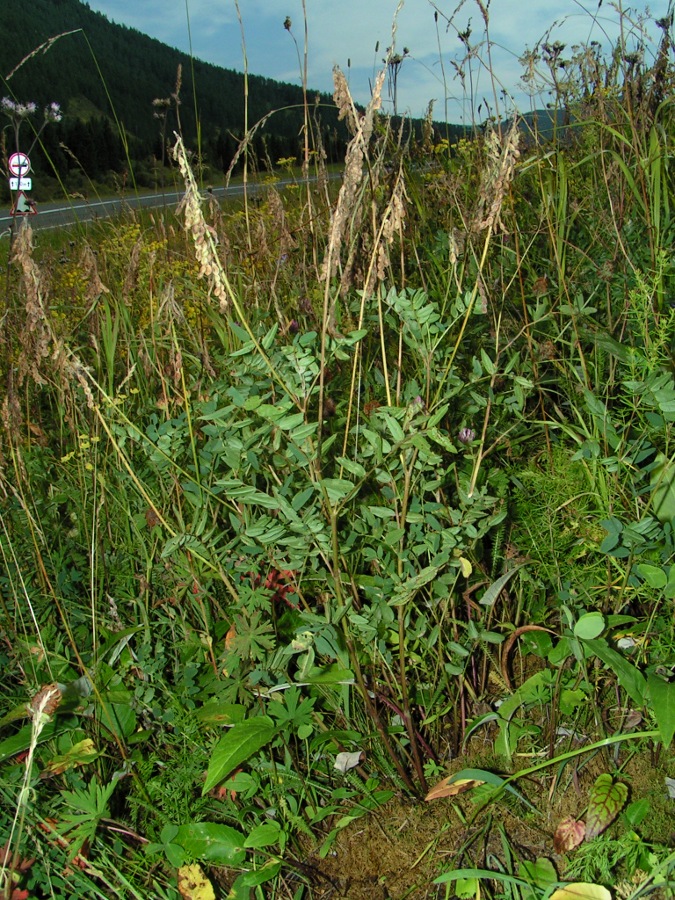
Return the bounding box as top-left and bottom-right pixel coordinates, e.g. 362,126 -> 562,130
0,0 -> 350,191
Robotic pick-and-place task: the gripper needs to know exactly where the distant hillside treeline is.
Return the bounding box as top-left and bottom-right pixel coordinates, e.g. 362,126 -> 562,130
0,0 -> 354,192
0,0 -> 467,198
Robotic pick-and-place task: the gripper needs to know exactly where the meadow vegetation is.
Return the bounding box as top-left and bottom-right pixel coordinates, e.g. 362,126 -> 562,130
1,3 -> 675,898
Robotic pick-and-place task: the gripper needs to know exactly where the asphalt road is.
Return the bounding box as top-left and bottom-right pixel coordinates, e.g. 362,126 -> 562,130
0,181 -> 273,235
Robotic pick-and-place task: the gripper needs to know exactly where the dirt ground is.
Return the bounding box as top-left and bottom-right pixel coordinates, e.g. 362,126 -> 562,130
293,747 -> 675,899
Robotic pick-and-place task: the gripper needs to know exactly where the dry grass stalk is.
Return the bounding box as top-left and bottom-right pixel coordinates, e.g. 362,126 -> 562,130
122,231 -> 142,301
9,224 -> 95,421
80,244 -> 110,305
332,67 -> 358,135
321,66 -> 386,292
5,30 -> 81,81
12,223 -> 53,388
173,134 -> 230,313
223,111 -> 273,187
474,118 -> 520,233
375,170 -> 408,286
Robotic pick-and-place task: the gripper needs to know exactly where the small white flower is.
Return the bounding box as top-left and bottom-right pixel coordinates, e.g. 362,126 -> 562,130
14,101 -> 37,119
44,102 -> 62,123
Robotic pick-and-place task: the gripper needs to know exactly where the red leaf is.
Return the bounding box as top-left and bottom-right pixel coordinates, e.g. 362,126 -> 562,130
554,816 -> 585,853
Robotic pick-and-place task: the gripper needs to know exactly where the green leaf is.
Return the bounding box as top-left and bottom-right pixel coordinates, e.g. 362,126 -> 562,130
583,639 -> 646,706
174,822 -> 246,866
647,672 -> 675,747
203,717 -> 276,794
435,868 -> 531,888
574,612 -> 606,640
390,566 -> 439,606
454,878 -> 480,899
243,821 -> 281,849
478,564 -> 527,607
443,768 -> 539,814
651,452 -> 675,525
319,478 -> 356,505
636,563 -> 667,590
0,719 -> 67,763
303,665 -> 354,685
195,701 -> 247,726
585,774 -> 628,839
520,857 -> 558,888
97,693 -> 137,739
231,860 -> 283,891
336,457 -> 366,479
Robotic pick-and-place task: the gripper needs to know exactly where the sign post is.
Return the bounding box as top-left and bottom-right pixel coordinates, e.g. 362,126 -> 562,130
7,153 -> 37,217
8,152 -> 31,178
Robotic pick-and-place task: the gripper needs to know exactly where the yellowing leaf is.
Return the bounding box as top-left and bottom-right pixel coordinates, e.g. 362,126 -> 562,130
43,739 -> 100,775
550,884 -> 612,900
177,863 -> 216,900
459,557 -> 473,577
425,776 -> 484,801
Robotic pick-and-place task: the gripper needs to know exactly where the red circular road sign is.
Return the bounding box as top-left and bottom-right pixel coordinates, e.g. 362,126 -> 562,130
8,152 -> 31,177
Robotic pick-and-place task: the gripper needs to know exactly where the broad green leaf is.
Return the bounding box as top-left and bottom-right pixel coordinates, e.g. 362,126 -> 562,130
574,612 -> 605,640
174,822 -> 246,866
454,878 -> 480,899
647,672 -> 675,747
666,566 -> 675,600
243,821 -> 281,849
195,701 -> 247,726
651,452 -> 675,525
636,563 -> 667,589
303,666 -> 354,685
277,412 -> 305,430
97,694 -> 137,739
336,457 -> 366,479
585,774 -> 627,839
583,639 -> 646,706
0,719 -> 67,763
203,716 -> 276,794
549,884 -> 611,900
520,857 -> 558,888
231,860 -> 283,890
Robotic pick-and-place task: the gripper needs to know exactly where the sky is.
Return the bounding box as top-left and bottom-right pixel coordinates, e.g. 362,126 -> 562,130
84,0 -> 671,122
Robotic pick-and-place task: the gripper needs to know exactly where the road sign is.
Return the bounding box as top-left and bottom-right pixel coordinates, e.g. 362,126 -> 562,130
10,192 -> 37,216
9,176 -> 32,191
8,152 -> 31,177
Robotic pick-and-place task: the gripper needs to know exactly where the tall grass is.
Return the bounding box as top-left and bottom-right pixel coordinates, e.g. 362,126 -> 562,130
1,3 -> 675,897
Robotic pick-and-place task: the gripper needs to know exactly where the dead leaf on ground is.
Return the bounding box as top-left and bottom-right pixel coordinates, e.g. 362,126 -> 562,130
425,777 -> 484,802
334,751 -> 364,773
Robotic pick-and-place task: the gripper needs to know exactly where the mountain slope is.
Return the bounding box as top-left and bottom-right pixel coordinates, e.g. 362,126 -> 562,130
0,0 -> 345,180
